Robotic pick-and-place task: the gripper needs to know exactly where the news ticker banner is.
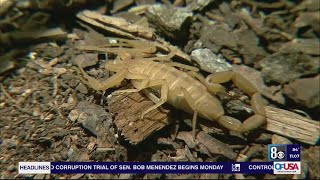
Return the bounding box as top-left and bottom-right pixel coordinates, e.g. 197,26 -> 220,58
19,161 -> 301,174
19,144 -> 301,175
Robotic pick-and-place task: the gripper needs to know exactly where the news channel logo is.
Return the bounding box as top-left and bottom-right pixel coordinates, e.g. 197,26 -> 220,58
273,161 -> 301,174
268,144 -> 287,161
232,164 -> 240,172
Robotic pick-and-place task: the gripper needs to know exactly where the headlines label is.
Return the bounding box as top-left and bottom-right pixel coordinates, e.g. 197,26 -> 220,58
19,162 -> 51,174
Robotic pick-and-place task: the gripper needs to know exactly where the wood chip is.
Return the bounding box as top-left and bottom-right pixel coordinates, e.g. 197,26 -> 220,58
196,131 -> 237,160
77,10 -> 154,40
177,131 -> 237,160
0,27 -> 67,47
264,106 -> 320,145
107,90 -> 171,144
280,38 -> 320,55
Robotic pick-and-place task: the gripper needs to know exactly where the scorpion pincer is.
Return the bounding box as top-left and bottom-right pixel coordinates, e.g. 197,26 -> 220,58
77,39 -> 266,139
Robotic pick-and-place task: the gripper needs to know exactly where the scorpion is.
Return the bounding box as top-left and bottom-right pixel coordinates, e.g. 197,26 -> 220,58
77,38 -> 266,139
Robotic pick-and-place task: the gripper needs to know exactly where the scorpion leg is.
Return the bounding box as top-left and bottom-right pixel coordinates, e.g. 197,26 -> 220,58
142,89 -> 160,104
206,71 -> 233,84
182,88 -> 199,140
78,64 -> 128,91
206,71 -> 259,97
189,71 -> 226,94
140,79 -> 169,119
103,38 -> 157,59
236,93 -> 266,132
143,48 -> 177,62
208,71 -> 266,132
105,38 -> 157,54
113,74 -> 150,94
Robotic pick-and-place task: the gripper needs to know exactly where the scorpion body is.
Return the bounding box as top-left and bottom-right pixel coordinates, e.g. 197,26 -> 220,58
77,39 -> 266,138
124,59 -> 224,121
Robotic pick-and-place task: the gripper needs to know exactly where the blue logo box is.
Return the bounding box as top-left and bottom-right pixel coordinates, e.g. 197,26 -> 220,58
268,144 -> 300,161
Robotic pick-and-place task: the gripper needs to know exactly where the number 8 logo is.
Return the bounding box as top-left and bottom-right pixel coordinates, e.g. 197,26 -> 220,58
270,147 -> 278,159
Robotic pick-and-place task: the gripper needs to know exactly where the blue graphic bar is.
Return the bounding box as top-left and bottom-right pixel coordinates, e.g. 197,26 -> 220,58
50,162 -> 274,174
286,145 -> 301,161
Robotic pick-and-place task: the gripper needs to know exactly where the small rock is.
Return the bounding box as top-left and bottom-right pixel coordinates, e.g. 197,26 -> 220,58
72,53 -> 98,68
67,147 -> 75,159
191,48 -> 232,73
258,52 -> 319,83
225,99 -> 251,116
61,95 -> 77,110
111,0 -> 134,13
78,112 -> 97,135
51,129 -> 68,140
146,4 -> 192,40
186,0 -> 214,11
87,141 -> 96,151
44,114 -> 54,121
53,118 -> 67,128
53,67 -> 67,76
283,76 -> 320,108
33,174 -> 45,179
151,150 -> 168,162
2,138 -> 18,149
176,131 -> 197,149
32,43 -> 64,58
91,148 -> 114,161
200,25 -> 237,53
170,148 -> 188,162
96,174 -> 114,179
70,135 -> 79,143
75,83 -> 88,94
144,173 -> 163,179
61,73 -> 79,88
68,109 -> 79,122
235,29 -> 267,65
77,101 -> 110,136
36,137 -> 53,148
196,132 -> 237,160
70,174 -> 84,179
8,86 -> 23,94
33,107 -> 42,117
60,150 -> 69,160
0,58 -> 15,75
118,174 -> 133,179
